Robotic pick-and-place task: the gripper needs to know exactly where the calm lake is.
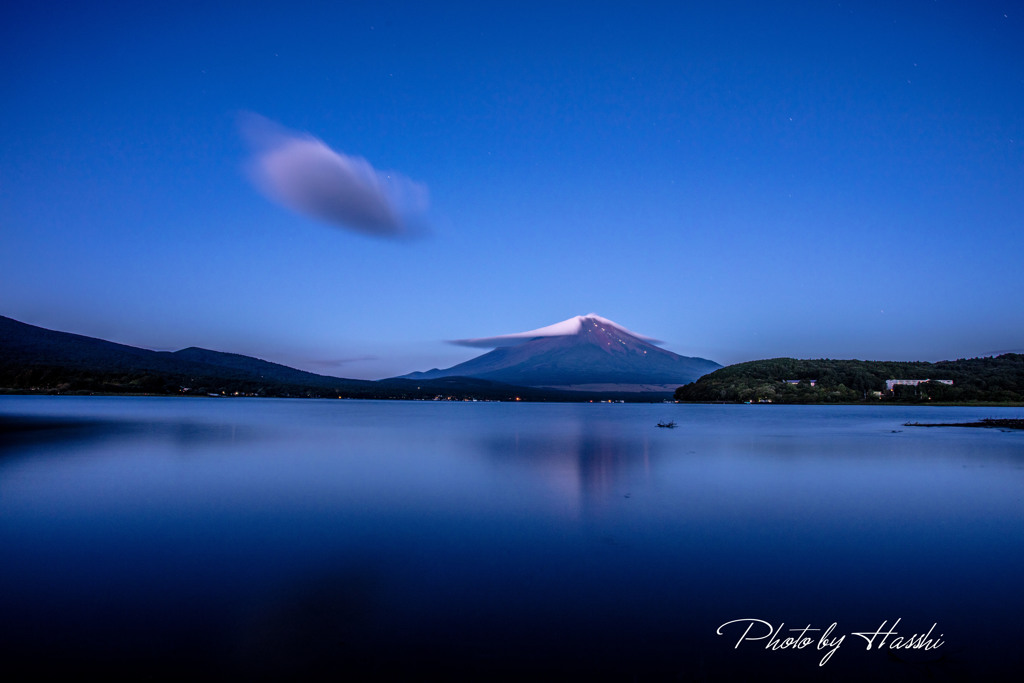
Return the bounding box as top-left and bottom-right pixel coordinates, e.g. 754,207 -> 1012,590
1,396 -> 1022,680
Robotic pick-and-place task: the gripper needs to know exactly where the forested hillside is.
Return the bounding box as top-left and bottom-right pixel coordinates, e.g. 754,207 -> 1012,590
674,354 -> 1024,403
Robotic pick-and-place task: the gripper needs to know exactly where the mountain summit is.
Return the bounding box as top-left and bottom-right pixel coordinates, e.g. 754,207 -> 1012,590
400,314 -> 721,392
450,313 -> 662,348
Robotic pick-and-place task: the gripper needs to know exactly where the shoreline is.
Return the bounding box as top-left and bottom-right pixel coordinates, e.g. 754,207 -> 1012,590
904,418 -> 1024,430
2,392 -> 1024,409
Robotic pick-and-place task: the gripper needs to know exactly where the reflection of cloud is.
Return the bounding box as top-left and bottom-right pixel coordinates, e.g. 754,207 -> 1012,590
241,113 -> 428,237
231,560 -> 384,677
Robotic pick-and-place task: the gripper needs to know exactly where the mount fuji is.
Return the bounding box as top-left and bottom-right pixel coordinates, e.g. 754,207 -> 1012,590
399,314 -> 721,392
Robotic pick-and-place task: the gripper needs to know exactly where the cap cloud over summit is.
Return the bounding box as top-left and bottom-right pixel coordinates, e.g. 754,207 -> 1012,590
403,315 -> 720,390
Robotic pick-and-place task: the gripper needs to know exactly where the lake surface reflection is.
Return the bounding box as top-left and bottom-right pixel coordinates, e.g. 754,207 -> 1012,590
2,396 -> 1023,680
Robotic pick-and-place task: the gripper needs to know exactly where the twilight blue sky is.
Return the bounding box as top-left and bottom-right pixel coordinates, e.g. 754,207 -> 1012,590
2,1 -> 1022,379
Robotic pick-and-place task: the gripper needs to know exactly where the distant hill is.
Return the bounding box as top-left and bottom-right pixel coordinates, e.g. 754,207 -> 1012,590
0,314 -> 381,396
0,315 -> 655,401
169,346 -> 355,388
399,314 -> 720,393
674,355 -> 1024,403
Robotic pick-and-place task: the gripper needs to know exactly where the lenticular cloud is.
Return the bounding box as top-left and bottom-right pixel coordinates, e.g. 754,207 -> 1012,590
241,114 -> 428,237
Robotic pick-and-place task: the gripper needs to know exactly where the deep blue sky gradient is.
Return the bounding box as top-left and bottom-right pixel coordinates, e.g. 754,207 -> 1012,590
2,1 -> 1022,378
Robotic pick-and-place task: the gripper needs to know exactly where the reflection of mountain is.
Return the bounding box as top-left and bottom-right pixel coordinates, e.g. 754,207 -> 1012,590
400,314 -> 721,393
478,417 -> 656,516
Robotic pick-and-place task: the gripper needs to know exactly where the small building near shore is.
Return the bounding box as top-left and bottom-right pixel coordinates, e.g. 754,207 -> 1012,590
886,379 -> 953,392
784,379 -> 817,386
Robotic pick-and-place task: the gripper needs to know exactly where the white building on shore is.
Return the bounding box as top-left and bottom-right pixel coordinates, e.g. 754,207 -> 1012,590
886,379 -> 953,392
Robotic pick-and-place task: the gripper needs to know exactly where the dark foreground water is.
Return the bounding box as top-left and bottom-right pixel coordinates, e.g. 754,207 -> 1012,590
1,396 -> 1023,680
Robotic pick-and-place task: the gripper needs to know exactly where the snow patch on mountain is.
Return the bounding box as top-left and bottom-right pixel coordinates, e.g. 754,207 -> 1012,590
450,314 -> 662,348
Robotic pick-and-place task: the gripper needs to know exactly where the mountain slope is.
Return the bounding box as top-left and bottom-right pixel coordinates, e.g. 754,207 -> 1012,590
401,315 -> 720,388
0,314 -> 379,393
170,347 -> 357,388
